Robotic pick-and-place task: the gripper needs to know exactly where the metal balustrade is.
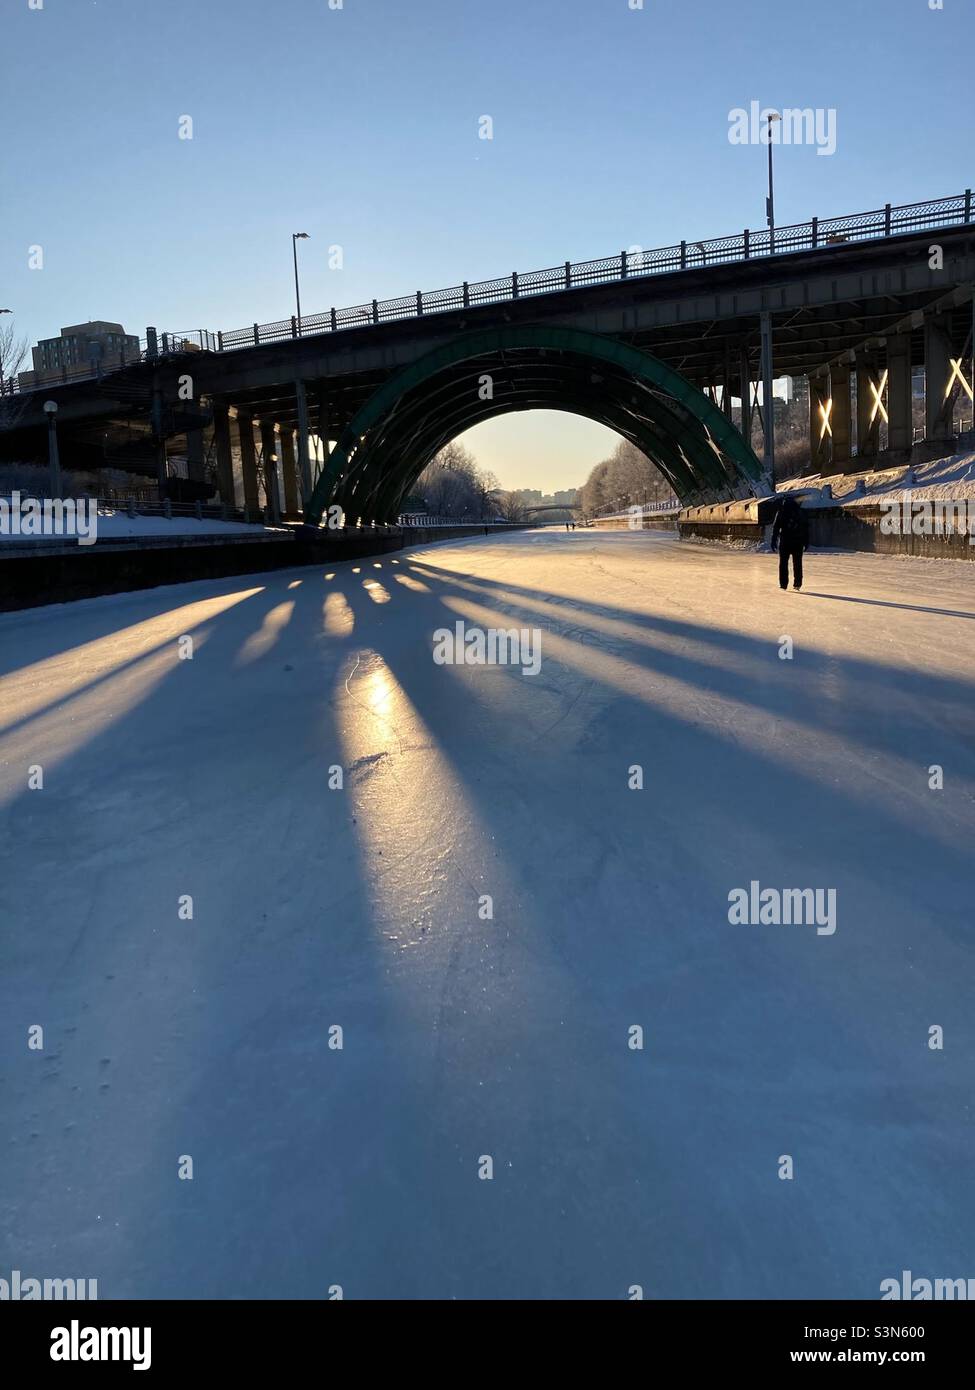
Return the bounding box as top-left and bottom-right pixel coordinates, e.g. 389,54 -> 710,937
5,190 -> 971,398
204,189 -> 975,351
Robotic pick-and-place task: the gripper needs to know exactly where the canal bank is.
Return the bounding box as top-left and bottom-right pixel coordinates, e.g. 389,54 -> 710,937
0,524 -> 528,612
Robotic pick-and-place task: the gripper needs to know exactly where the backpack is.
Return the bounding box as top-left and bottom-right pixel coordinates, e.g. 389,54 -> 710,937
779,505 -> 803,536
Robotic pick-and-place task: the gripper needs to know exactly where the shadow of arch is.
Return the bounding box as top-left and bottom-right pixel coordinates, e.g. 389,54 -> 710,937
304,325 -> 769,524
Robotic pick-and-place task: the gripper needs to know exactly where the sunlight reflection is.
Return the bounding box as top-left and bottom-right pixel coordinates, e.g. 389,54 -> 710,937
394,574 -> 431,593
323,591 -> 355,636
0,588 -> 262,736
234,601 -> 296,666
336,650 -> 518,957
0,642 -> 197,807
363,581 -> 392,604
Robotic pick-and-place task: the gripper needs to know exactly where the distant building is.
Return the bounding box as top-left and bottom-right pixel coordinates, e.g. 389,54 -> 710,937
18,321 -> 140,388
515,487 -> 580,506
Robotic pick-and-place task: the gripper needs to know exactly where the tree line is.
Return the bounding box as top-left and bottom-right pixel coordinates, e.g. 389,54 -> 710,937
576,439 -> 675,516
403,436 -> 675,522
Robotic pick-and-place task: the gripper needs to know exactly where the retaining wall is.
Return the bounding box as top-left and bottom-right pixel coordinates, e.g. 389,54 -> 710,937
0,525 -> 527,613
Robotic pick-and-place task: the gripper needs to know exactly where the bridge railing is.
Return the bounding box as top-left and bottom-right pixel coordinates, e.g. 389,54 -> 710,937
593,498 -> 681,518
1,327 -> 220,396
397,512 -> 507,527
216,189 -> 972,351
8,190 -> 972,397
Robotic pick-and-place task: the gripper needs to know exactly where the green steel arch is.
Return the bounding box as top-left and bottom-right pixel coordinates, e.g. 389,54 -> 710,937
366,395 -> 706,519
304,325 -> 768,525
356,352 -> 739,513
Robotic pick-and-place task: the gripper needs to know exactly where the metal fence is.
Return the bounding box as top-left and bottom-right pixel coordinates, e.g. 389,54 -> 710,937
218,190 -> 973,350
6,190 -> 972,397
596,498 -> 681,517
397,512 -> 508,527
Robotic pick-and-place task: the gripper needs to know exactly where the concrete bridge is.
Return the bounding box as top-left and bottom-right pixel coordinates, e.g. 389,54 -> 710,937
3,190 -> 973,522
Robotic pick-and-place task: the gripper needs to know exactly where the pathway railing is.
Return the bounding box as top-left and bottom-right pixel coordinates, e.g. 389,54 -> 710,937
7,190 -> 971,397
218,189 -> 972,350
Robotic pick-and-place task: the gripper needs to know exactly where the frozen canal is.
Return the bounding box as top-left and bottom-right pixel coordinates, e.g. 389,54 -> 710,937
1,528 -> 973,1299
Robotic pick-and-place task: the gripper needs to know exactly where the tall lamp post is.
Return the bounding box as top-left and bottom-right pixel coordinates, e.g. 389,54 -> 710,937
292,233 -> 309,333
765,111 -> 781,253
763,112 -> 781,482
0,308 -> 11,395
43,400 -> 61,498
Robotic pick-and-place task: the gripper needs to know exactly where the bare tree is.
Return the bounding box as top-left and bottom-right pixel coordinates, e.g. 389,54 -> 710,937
493,490 -> 528,522
0,317 -> 31,431
412,441 -> 495,517
0,317 -> 28,390
578,439 -> 673,515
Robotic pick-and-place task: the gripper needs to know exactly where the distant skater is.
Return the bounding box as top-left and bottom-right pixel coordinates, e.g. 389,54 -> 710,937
771,495 -> 809,591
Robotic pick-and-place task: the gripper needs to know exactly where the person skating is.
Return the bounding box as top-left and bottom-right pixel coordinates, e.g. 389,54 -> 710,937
770,495 -> 809,591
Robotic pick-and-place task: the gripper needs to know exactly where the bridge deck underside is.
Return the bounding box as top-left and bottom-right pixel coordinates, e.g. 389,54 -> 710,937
3,227 -> 973,477
198,287 -> 972,434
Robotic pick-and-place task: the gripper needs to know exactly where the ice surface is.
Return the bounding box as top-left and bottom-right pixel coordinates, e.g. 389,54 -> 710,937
1,529 -> 973,1299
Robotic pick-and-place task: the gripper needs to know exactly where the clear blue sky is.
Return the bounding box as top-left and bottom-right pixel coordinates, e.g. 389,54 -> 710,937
3,0 -> 971,489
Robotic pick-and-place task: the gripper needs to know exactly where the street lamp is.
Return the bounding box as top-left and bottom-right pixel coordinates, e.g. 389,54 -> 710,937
0,310 -> 11,395
765,111 -> 781,252
43,400 -> 61,498
292,233 -> 310,333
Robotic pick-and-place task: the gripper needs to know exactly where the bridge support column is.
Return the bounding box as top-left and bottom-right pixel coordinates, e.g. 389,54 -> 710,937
760,311 -> 775,481
212,399 -> 236,506
924,311 -> 954,443
186,426 -> 206,483
886,333 -> 914,455
856,354 -> 882,460
808,371 -> 831,473
279,428 -> 300,516
151,382 -> 167,491
236,412 -> 261,517
829,362 -> 852,470
259,420 -> 281,522
295,379 -> 313,504
739,345 -> 753,443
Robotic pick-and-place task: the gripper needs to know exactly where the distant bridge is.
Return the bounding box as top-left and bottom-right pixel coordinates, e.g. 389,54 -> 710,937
522,502 -> 582,514
4,189 -> 973,523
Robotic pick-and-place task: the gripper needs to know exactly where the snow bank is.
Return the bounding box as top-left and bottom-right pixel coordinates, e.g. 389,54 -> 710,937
778,451 -> 975,506
0,509 -> 285,546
